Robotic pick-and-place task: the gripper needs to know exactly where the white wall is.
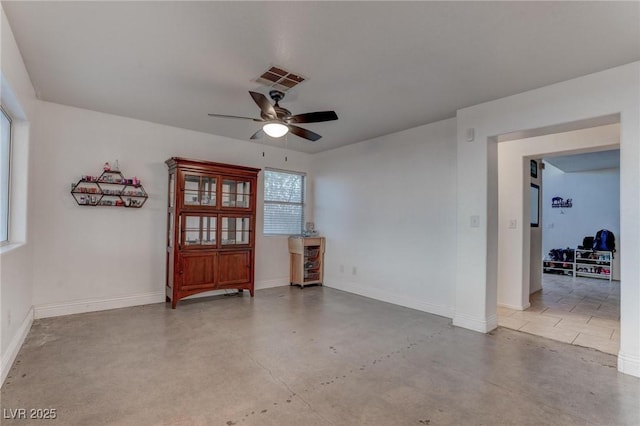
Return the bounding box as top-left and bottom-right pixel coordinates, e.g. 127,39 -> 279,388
30,101 -> 313,317
313,118 -> 457,318
3,9 -> 639,381
456,62 -> 639,377
497,124 -> 619,310
0,4 -> 37,386
542,162 -> 620,280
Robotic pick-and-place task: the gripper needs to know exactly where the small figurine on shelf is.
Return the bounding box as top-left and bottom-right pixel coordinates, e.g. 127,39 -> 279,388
103,162 -> 111,171
303,222 -> 319,237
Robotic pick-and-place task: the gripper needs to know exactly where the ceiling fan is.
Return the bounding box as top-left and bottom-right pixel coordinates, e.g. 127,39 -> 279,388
208,90 -> 338,142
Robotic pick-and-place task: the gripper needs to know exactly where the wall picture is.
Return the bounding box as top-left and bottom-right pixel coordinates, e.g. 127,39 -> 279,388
530,183 -> 540,227
530,159 -> 538,178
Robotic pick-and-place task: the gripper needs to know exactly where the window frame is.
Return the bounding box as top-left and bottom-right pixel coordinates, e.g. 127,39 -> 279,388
263,168 -> 306,236
0,105 -> 12,245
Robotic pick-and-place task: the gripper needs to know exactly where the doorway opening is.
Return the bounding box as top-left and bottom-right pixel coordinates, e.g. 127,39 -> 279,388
495,121 -> 620,355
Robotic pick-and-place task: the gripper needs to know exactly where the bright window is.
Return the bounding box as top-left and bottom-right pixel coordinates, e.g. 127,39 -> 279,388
263,169 -> 305,235
0,107 -> 11,244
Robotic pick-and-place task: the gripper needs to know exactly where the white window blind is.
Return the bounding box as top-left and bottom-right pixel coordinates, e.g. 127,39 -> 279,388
263,169 -> 305,235
0,107 -> 11,244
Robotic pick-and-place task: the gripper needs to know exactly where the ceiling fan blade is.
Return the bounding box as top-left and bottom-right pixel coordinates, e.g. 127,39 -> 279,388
208,113 -> 263,122
249,91 -> 277,119
250,129 -> 265,140
288,125 -> 322,142
289,111 -> 338,124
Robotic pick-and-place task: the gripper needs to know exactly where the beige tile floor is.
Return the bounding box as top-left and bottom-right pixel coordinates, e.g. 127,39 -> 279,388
498,273 -> 620,354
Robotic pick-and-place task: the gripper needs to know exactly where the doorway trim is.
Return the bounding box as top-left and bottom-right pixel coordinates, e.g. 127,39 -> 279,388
496,123 -> 620,311
453,62 -> 640,377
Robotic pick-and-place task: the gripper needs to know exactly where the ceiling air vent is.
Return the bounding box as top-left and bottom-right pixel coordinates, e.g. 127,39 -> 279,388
255,66 -> 306,92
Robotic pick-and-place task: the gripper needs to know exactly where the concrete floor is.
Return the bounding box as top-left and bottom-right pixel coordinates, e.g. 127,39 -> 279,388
2,286 -> 639,425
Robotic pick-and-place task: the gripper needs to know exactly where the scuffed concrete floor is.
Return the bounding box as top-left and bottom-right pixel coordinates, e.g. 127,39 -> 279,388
2,286 -> 639,425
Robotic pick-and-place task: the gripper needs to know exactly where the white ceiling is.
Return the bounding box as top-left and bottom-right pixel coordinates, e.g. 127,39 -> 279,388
3,1 -> 639,153
544,149 -> 620,173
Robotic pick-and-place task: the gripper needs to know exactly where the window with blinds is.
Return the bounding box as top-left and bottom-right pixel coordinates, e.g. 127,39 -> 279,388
263,169 -> 305,235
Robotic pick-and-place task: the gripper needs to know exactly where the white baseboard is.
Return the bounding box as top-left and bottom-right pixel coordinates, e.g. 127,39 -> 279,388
1,306 -> 34,388
324,278 -> 454,319
34,292 -> 165,319
453,312 -> 498,333
486,313 -> 499,331
35,281 -> 288,315
497,302 -> 531,311
618,351 -> 640,378
255,277 -> 289,290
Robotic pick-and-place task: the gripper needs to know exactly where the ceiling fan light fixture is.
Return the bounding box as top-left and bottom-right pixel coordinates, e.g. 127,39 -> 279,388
263,122 -> 289,138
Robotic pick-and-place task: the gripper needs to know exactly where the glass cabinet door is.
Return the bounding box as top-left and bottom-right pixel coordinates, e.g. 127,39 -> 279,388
167,212 -> 174,248
201,216 -> 217,245
168,172 -> 175,208
181,214 -> 217,247
221,179 -> 251,208
183,174 -> 217,207
183,175 -> 200,206
201,176 -> 216,206
221,216 -> 251,246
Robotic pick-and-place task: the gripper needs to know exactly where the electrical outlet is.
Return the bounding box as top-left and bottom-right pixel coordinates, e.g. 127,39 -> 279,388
339,264 -> 344,273
7,310 -> 11,326
470,215 -> 480,228
352,266 -> 357,275
508,219 -> 517,229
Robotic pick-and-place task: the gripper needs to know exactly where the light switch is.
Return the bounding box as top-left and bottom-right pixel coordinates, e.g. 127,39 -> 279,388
466,128 -> 475,142
508,219 -> 517,229
470,215 -> 480,228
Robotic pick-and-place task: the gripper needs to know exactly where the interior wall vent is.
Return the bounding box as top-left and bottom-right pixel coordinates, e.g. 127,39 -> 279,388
255,66 -> 306,92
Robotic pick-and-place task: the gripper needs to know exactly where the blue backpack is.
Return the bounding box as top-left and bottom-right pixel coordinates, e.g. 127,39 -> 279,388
593,229 -> 615,252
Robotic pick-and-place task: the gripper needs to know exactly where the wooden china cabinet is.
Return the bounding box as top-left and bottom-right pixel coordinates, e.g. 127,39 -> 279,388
165,158 -> 260,308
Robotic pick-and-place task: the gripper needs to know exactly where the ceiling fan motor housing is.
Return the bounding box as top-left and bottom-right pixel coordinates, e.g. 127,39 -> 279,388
267,90 -> 291,121
269,90 -> 286,103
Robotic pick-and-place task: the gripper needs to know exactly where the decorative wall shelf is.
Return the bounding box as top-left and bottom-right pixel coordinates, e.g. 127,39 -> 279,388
71,169 -> 148,208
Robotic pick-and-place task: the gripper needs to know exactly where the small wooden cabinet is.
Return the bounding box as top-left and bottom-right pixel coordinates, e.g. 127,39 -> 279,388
166,158 -> 260,308
289,237 -> 325,288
